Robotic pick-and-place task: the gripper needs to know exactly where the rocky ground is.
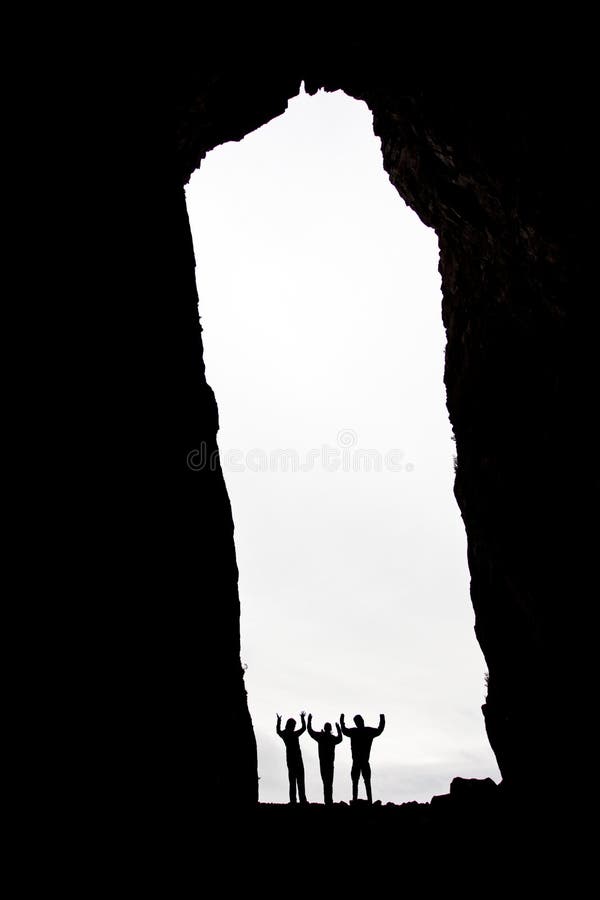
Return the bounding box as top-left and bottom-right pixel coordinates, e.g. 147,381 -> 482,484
211,778 -> 568,888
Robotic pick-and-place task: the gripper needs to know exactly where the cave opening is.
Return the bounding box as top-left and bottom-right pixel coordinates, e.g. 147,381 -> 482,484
185,86 -> 500,804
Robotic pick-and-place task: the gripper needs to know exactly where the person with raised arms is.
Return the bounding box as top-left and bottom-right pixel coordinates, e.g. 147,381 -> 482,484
307,714 -> 343,805
340,712 -> 385,804
276,711 -> 308,804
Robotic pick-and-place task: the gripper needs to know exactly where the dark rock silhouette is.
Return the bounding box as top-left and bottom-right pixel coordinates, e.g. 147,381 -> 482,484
226,783 -> 566,889
277,712 -> 308,804
307,714 -> 343,804
340,713 -> 385,803
157,52 -> 596,812
431,776 -> 500,823
48,26 -> 597,872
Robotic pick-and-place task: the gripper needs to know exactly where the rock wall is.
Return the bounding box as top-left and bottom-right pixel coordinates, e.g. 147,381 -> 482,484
60,36 -> 595,841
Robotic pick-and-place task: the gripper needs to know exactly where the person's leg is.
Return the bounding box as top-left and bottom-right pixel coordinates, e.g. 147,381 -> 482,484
351,762 -> 360,802
319,761 -> 327,803
288,766 -> 297,804
363,762 -> 372,804
322,763 -> 334,805
297,759 -> 307,804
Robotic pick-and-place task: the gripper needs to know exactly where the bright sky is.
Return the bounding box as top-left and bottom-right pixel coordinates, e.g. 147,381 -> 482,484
185,86 -> 501,804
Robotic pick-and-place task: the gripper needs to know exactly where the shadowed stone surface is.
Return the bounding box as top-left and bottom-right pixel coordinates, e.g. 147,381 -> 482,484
168,44 -> 596,809
50,30 -> 596,872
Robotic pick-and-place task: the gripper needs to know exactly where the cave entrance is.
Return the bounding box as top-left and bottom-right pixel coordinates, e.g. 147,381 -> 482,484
185,87 -> 500,803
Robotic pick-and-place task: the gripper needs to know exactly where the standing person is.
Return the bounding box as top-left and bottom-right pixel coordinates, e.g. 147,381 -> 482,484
307,714 -> 343,805
276,711 -> 308,804
340,713 -> 385,804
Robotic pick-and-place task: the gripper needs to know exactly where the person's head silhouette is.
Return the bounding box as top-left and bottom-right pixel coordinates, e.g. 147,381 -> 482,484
285,718 -> 296,732
324,722 -> 332,733
353,715 -> 364,728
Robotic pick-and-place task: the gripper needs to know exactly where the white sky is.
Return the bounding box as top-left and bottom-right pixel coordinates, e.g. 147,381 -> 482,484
185,86 -> 501,804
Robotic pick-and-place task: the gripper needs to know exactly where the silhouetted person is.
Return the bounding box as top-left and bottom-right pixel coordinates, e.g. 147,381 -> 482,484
307,714 -> 343,805
276,711 -> 308,804
340,713 -> 385,804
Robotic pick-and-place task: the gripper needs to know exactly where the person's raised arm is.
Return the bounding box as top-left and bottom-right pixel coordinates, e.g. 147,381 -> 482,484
375,713 -> 386,736
276,713 -> 283,737
340,713 -> 352,737
296,711 -> 307,736
335,722 -> 343,744
307,713 -> 318,741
